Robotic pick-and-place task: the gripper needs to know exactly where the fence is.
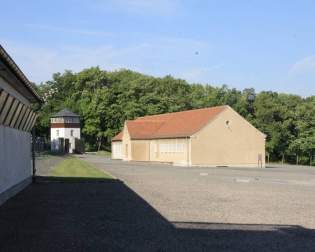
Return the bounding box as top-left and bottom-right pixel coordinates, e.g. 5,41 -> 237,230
33,137 -> 51,155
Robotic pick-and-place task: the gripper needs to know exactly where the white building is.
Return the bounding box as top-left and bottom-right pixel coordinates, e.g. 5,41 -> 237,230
0,45 -> 41,206
50,109 -> 81,153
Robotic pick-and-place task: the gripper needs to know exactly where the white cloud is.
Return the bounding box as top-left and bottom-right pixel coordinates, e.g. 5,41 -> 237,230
1,42 -> 118,83
1,37 -> 213,84
25,24 -> 112,37
179,65 -> 223,83
275,55 -> 315,96
289,55 -> 315,76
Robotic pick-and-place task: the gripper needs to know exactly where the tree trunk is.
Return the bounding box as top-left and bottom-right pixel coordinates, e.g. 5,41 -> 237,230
97,136 -> 102,152
296,154 -> 299,165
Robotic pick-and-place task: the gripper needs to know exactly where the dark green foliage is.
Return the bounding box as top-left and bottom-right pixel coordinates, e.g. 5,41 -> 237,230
35,67 -> 315,164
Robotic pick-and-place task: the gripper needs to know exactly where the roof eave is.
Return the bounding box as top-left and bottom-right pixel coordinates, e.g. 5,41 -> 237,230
131,135 -> 191,140
50,115 -> 80,118
0,45 -> 43,103
51,109 -> 80,118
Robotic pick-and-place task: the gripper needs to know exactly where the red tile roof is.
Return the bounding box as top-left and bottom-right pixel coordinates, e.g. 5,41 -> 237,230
112,131 -> 123,141
112,106 -> 227,141
126,120 -> 164,139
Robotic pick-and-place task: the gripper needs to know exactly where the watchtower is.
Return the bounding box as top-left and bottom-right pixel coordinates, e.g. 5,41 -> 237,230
50,108 -> 80,153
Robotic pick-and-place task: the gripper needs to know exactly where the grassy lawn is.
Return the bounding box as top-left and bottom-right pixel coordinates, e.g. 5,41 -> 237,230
50,157 -> 112,178
36,151 -> 57,160
96,151 -> 112,158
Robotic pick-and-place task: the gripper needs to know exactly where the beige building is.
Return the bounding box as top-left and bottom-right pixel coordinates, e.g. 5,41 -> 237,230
112,105 -> 266,168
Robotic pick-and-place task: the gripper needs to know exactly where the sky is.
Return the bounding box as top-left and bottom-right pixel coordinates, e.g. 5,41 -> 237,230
1,0 -> 315,97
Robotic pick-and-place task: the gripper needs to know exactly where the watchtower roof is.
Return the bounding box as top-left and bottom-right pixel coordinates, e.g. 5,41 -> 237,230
51,108 -> 80,118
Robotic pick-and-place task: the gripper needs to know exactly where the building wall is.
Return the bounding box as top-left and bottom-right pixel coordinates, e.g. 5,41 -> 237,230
0,77 -> 34,205
122,124 -> 132,161
51,117 -> 80,124
51,127 -> 80,153
113,106 -> 265,167
131,140 -> 150,161
113,136 -> 189,165
149,138 -> 189,165
0,125 -> 32,204
191,107 -> 265,167
50,127 -> 80,140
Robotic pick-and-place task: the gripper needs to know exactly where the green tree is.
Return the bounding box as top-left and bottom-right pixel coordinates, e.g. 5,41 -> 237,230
35,67 -> 315,162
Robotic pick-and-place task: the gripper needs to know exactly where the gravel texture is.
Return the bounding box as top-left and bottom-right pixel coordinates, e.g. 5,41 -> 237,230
83,154 -> 315,229
0,154 -> 314,251
35,154 -> 65,176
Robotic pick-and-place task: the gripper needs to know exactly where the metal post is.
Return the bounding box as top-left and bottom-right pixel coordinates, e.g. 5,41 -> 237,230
32,128 -> 36,182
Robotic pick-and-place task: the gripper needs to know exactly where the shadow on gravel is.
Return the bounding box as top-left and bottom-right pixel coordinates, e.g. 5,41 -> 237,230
0,176 -> 314,252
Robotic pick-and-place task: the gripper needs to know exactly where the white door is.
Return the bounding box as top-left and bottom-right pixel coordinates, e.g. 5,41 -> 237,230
112,142 -> 123,159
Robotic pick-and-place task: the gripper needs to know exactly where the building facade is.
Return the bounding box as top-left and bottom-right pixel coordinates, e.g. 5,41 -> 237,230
112,106 -> 266,168
0,45 -> 41,205
50,109 -> 80,153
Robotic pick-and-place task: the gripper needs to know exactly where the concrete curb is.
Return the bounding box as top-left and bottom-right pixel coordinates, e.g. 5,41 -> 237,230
0,176 -> 32,206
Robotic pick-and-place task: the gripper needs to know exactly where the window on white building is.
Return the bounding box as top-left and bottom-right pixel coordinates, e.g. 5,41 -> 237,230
70,130 -> 74,137
56,130 -> 59,137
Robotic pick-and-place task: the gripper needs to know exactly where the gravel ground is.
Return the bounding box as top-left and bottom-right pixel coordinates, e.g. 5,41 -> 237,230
81,154 -> 315,229
0,154 -> 314,251
35,154 -> 65,176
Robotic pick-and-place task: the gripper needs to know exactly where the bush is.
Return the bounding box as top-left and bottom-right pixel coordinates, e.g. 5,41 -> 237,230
84,142 -> 96,152
74,138 -> 85,154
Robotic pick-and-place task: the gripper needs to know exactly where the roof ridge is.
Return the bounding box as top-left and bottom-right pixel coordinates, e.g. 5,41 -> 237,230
136,105 -> 228,120
51,108 -> 80,117
124,105 -> 227,140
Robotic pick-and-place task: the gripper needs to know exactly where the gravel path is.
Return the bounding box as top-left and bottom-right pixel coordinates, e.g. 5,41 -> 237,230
82,154 -> 315,230
35,154 -> 66,176
0,154 -> 314,251
0,176 -> 314,251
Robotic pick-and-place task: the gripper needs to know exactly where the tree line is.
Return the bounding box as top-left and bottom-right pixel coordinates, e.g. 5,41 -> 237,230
34,67 -> 315,165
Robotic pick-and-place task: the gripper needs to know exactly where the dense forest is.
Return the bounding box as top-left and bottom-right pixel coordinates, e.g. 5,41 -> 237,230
34,67 -> 315,165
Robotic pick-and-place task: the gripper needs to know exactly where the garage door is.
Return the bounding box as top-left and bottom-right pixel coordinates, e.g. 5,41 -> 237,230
112,142 -> 122,159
